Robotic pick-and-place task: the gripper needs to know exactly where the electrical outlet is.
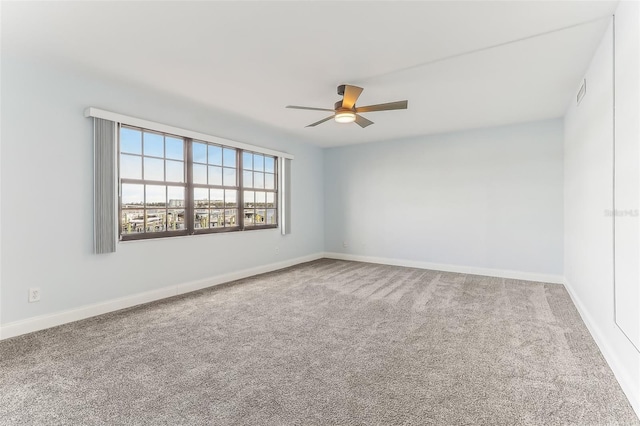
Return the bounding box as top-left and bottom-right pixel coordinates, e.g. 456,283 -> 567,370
275,246 -> 280,255
28,287 -> 41,303
343,241 -> 348,248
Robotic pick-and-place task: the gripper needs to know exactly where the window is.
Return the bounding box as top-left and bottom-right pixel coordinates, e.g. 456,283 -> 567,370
243,151 -> 277,228
118,125 -> 277,240
192,141 -> 238,231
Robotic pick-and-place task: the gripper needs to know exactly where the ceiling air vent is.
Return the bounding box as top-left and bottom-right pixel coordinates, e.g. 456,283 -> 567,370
577,79 -> 587,105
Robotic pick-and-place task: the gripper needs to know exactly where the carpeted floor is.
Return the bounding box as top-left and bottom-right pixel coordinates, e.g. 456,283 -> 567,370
1,259 -> 638,425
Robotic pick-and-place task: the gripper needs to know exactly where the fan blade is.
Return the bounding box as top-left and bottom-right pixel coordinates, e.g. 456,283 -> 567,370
341,85 -> 364,110
306,115 -> 334,127
355,100 -> 408,113
286,105 -> 335,112
355,114 -> 374,128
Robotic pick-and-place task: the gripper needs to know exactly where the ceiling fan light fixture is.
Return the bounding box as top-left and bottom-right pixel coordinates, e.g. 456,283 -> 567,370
286,84 -> 407,128
335,111 -> 356,124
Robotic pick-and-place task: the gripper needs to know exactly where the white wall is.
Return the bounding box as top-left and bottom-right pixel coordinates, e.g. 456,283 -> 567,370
0,55 -> 324,331
324,119 -> 564,281
564,11 -> 640,415
614,0 -> 640,353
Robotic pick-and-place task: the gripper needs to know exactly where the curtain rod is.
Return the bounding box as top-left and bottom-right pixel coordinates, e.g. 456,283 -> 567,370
84,107 -> 295,160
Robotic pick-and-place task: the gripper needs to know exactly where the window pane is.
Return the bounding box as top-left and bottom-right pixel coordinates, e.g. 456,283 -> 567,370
244,209 -> 256,225
244,190 -> 255,208
167,209 -> 184,230
144,157 -> 164,181
121,128 -> 142,154
223,167 -> 236,186
210,189 -> 224,208
167,187 -> 184,207
210,209 -> 223,228
225,190 -> 237,207
165,137 -> 183,160
146,210 -> 165,232
146,185 -> 166,207
265,157 -> 275,173
195,210 -> 208,229
122,209 -> 144,234
120,154 -> 142,179
208,166 -> 222,186
253,154 -> 264,171
266,209 -> 276,225
223,148 -> 236,167
255,191 -> 266,207
193,164 -> 207,184
265,173 -> 275,190
256,209 -> 266,225
193,142 -> 207,163
225,209 -> 237,226
243,170 -> 253,188
254,172 -> 264,189
194,188 -> 209,208
144,132 -> 164,157
208,145 -> 222,166
266,192 -> 275,208
166,160 -> 184,183
243,152 -> 253,170
122,184 -> 144,206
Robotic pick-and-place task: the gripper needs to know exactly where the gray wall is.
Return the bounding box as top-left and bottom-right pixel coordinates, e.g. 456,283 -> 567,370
324,119 -> 564,277
0,56 -> 324,325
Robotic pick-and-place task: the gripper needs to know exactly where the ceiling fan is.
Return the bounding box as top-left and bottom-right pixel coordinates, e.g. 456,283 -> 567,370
286,84 -> 408,128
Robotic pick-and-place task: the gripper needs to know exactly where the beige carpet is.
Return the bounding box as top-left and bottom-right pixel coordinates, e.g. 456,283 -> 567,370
0,259 -> 638,425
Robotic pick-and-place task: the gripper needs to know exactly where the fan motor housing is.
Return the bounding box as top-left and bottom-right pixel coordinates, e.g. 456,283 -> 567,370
335,101 -> 354,111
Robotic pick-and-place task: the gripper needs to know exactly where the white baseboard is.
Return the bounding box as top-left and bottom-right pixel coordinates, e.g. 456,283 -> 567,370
563,278 -> 640,419
323,252 -> 565,284
0,253 -> 323,341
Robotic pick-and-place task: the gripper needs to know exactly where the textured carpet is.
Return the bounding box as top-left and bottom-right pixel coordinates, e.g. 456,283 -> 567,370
1,259 -> 638,425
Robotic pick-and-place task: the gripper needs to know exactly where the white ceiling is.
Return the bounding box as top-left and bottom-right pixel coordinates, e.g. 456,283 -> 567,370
3,1 -> 617,147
